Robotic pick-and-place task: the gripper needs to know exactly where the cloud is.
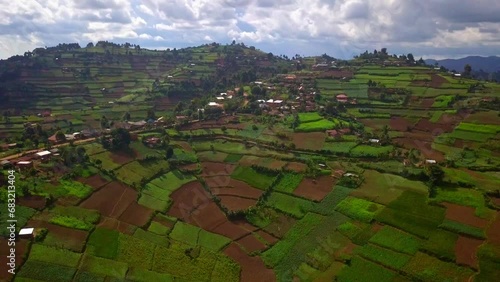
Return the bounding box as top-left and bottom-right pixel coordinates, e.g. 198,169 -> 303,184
0,0 -> 499,59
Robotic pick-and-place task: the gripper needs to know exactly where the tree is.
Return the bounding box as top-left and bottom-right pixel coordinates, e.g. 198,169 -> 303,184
146,109 -> 156,120
55,131 -> 66,142
166,146 -> 174,159
425,164 -> 444,197
464,64 -> 472,77
122,112 -> 131,121
110,128 -> 131,151
251,86 -> 261,96
407,53 -> 415,62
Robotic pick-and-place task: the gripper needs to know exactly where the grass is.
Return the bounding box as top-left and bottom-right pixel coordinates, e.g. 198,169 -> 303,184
86,227 -> 120,259
79,255 -> 128,279
369,225 -> 421,255
148,221 -> 170,235
16,260 -> 77,282
133,228 -> 170,248
50,206 -> 100,224
73,271 -> 105,282
432,95 -> 454,107
0,206 -> 36,236
139,170 -> 195,211
55,180 -> 93,198
439,219 -> 486,239
261,212 -> 324,267
350,145 -> 394,157
231,166 -> 277,190
224,154 -> 243,163
403,252 -> 475,282
49,215 -> 94,230
322,142 -> 358,153
355,243 -> 412,269
421,229 -> 458,261
126,268 -> 174,282
375,191 -> 446,239
265,192 -> 315,218
337,256 -> 397,282
273,173 -> 304,193
28,244 -> 82,268
335,197 -> 384,223
430,111 -> 444,122
197,229 -> 232,252
169,221 -> 200,246
116,233 -> 156,270
312,185 -> 352,215
429,187 -> 490,218
295,119 -> 337,132
298,112 -> 323,123
449,129 -> 494,142
455,122 -> 500,134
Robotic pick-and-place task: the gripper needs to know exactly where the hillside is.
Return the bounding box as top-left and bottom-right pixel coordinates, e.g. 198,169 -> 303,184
1,45 -> 500,282
426,56 -> 500,73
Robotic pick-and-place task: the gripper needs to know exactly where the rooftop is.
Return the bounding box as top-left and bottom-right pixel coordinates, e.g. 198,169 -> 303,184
19,228 -> 34,236
36,150 -> 51,157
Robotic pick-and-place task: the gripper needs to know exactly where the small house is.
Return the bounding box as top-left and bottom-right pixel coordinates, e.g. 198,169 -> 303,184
19,228 -> 35,238
369,139 -> 380,143
336,93 -> 348,103
16,161 -> 33,170
35,150 -> 51,161
425,159 -> 437,164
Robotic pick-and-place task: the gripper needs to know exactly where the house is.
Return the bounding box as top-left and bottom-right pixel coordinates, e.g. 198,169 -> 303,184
343,173 -> 358,177
144,137 -> 162,148
220,92 -> 227,96
18,228 -> 35,238
35,150 -> 51,160
336,93 -> 348,103
207,102 -> 221,107
80,129 -> 99,138
216,96 -> 225,100
127,120 -> 147,130
16,161 -> 33,170
369,139 -> 380,143
425,159 -> 437,164
454,73 -> 461,77
8,143 -> 17,149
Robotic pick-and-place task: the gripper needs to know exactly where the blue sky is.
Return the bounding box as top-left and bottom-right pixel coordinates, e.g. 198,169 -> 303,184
0,0 -> 499,60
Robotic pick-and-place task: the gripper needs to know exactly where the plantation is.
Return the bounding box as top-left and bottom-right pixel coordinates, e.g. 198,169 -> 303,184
335,197 -> 384,223
265,192 -> 316,218
369,225 -> 422,255
231,166 -> 277,190
273,173 -> 304,193
295,119 -> 338,132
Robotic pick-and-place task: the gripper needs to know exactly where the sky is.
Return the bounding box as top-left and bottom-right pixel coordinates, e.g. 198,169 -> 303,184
0,0 -> 499,60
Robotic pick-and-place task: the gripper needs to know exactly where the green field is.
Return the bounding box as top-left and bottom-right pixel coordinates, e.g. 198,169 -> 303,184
273,173 -> 304,193
335,197 -> 384,223
231,166 -> 277,190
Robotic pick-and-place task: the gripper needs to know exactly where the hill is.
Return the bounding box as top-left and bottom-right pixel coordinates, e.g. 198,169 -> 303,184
426,56 -> 500,73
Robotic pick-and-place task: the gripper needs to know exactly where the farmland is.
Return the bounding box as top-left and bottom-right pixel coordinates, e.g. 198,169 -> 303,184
0,43 -> 499,282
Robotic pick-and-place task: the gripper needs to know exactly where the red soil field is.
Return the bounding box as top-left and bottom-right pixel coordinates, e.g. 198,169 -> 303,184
294,176 -> 335,201
236,233 -> 268,253
201,162 -> 236,176
212,221 -> 256,240
204,175 -> 233,188
224,243 -> 276,282
152,215 -> 176,229
118,202 -> 154,227
175,141 -> 194,152
256,230 -> 279,245
0,238 -> 29,281
79,181 -> 137,218
486,211 -> 500,245
218,195 -> 258,211
429,74 -> 448,88
81,174 -> 110,190
443,203 -> 489,229
27,220 -> 89,252
285,162 -> 308,173
292,132 -> 325,150
420,98 -> 435,108
178,163 -> 199,172
263,214 -> 297,238
264,160 -> 288,170
211,182 -> 264,199
97,217 -> 137,235
455,236 -> 483,269
390,116 -> 415,131
359,118 -> 391,130
413,118 -> 455,133
17,195 -> 46,210
110,149 -> 139,165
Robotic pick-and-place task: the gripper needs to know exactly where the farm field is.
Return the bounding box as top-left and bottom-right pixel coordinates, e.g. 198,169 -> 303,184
0,43 -> 499,282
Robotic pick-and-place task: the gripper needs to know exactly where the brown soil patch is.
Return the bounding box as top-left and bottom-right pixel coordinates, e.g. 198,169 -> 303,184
17,195 -> 46,210
81,174 -> 110,190
201,162 -> 236,176
420,98 -> 435,108
204,175 -> 233,188
359,118 -> 391,130
486,211 -> 500,245
175,141 -> 194,152
152,215 -> 176,229
256,230 -> 279,245
118,202 -> 154,227
285,162 -> 308,173
27,220 -> 89,252
224,243 -> 276,282
455,236 -> 483,269
79,181 -> 137,218
110,149 -> 138,165
0,238 -> 29,281
178,163 -> 199,172
237,234 -> 268,253
211,220 -> 257,240
443,202 -> 489,229
219,195 -> 258,211
294,175 -> 335,201
339,241 -> 358,257
393,137 -> 445,161
371,222 -> 384,232
97,217 -> 137,235
414,118 -> 454,133
211,182 -> 264,199
263,214 -> 297,238
390,116 -> 414,131
292,132 -> 325,150
429,74 -> 447,88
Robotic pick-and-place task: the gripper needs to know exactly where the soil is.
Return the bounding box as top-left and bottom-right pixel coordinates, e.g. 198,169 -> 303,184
82,174 -> 110,190
413,118 -> 455,133
201,162 -> 236,176
175,141 -> 194,152
256,230 -> 279,245
17,195 -> 46,210
211,181 -> 264,199
285,162 -> 308,173
224,242 -> 276,282
455,235 -> 483,269
218,195 -> 258,211
359,118 -> 391,130
27,220 -> 89,252
79,181 -> 137,218
443,202 -> 489,229
292,132 -> 325,150
390,116 -> 414,131
204,175 -> 234,188
263,214 -> 297,238
110,149 -> 139,165
178,163 -> 199,172
265,160 -> 288,170
97,217 -> 137,235
0,238 -> 29,281
420,98 -> 435,108
118,202 -> 154,227
486,211 -> 500,245
236,234 -> 268,253
294,175 -> 336,201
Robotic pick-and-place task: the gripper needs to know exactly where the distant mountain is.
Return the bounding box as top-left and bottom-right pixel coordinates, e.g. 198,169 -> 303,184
425,56 -> 500,73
